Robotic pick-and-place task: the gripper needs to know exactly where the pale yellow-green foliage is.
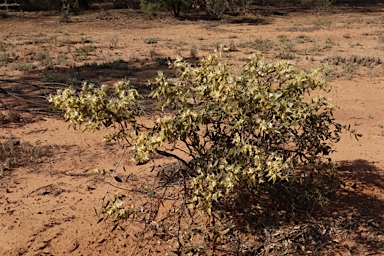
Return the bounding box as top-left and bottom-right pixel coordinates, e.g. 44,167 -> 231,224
137,53 -> 342,213
48,80 -> 142,142
102,194 -> 135,221
49,52 -> 355,219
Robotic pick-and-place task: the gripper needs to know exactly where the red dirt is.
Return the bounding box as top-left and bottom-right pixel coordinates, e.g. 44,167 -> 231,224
0,4 -> 383,255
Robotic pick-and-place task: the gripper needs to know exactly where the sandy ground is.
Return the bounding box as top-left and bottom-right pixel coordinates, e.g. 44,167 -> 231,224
0,3 -> 384,255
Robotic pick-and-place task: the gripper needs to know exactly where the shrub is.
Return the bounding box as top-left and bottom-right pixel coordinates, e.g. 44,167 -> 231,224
204,0 -> 251,18
300,0 -> 334,11
138,0 -> 251,18
49,52 -> 359,253
139,0 -> 161,18
14,0 -> 90,11
138,53 -> 359,213
140,0 -> 191,18
14,0 -> 62,11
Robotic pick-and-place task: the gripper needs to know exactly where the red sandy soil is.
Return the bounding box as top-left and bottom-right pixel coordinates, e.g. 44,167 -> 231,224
0,3 -> 384,255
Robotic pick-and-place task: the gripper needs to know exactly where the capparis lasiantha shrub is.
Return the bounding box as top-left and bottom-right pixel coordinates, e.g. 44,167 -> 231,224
49,52 -> 359,253
138,53 -> 359,213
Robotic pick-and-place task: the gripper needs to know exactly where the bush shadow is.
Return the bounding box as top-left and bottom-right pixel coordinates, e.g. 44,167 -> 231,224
224,159 -> 384,255
332,159 -> 384,217
0,57 -> 173,115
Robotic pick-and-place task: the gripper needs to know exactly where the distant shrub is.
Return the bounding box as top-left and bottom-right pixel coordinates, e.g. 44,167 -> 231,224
299,0 -> 334,11
139,0 -> 191,18
14,0 -> 90,11
14,0 -> 62,11
204,0 -> 251,18
139,0 -> 161,18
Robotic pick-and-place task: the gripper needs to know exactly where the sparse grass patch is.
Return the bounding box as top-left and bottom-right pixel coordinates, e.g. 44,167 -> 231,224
0,112 -> 6,123
58,39 -> 76,46
66,73 -> 83,85
164,40 -> 173,49
296,34 -> 312,44
55,53 -> 68,66
229,40 -> 237,52
12,63 -> 36,71
128,54 -> 139,62
306,55 -> 316,62
144,37 -> 159,44
237,37 -> 274,53
198,44 -> 209,52
325,37 -> 336,49
155,57 -> 169,66
313,18 -> 332,28
323,55 -> 382,66
176,40 -> 188,47
80,45 -> 95,54
0,42 -> 8,52
85,59 -> 134,71
80,37 -> 92,44
72,45 -> 96,61
20,38 -> 49,46
42,73 -> 69,84
7,110 -> 21,122
277,34 -> 289,43
0,135 -> 54,175
277,34 -> 295,52
327,55 -> 343,65
343,63 -> 358,80
377,32 -> 384,48
322,54 -> 382,79
190,45 -> 198,59
306,44 -> 324,55
9,85 -> 21,94
29,51 -> 53,68
108,35 -> 119,49
0,52 -> 10,64
276,52 -> 296,60
58,38 -> 93,47
149,47 -> 157,59
43,72 -> 84,85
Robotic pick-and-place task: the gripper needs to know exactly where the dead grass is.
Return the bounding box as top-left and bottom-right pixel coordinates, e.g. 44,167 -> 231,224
0,134 -> 54,176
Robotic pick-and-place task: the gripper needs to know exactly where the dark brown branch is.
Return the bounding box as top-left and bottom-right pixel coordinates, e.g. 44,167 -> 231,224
156,149 -> 191,170
1,89 -> 49,106
0,79 -> 72,90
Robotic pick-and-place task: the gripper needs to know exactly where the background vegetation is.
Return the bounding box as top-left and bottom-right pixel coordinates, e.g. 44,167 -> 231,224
4,0 -> 381,16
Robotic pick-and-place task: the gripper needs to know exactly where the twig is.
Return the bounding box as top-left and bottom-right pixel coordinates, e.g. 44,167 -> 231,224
0,78 -> 72,90
0,98 -> 8,110
99,179 -> 177,200
0,87 -> 49,107
102,146 -> 129,201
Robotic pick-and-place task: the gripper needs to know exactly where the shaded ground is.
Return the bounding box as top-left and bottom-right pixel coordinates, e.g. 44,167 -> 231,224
0,4 -> 384,255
